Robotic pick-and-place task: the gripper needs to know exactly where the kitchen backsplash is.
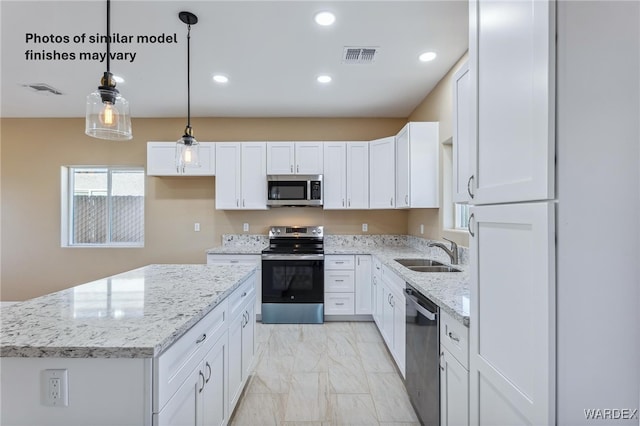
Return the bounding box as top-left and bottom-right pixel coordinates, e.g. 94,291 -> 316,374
221,233 -> 469,265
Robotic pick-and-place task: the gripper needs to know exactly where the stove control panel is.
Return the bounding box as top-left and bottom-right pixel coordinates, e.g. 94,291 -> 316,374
268,225 -> 323,238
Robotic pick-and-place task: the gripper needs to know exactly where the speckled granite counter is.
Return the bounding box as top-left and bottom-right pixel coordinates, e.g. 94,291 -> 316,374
206,234 -> 470,326
0,264 -> 256,358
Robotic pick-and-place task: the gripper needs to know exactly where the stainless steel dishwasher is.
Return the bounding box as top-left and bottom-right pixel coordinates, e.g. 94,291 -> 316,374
405,284 -> 439,426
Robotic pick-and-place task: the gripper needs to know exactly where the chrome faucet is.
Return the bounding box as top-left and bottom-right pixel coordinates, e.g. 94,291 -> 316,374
427,237 -> 459,265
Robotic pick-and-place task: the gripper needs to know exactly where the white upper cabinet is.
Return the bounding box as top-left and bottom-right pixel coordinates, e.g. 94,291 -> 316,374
395,122 -> 439,208
266,142 -> 323,175
323,142 -> 347,209
346,142 -> 370,209
215,142 -> 267,210
369,136 -> 396,209
147,142 -> 216,176
452,61 -> 472,204
323,142 -> 369,209
469,0 -> 555,205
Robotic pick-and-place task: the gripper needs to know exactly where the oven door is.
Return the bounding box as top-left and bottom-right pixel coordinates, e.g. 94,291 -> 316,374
261,254 -> 324,303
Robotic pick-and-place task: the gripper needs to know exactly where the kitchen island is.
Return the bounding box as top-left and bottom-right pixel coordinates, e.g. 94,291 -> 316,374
0,264 -> 258,426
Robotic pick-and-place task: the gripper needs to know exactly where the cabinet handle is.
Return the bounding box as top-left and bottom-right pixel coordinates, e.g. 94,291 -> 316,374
176,166 -> 180,174
290,165 -> 293,173
467,175 -> 475,199
242,291 -> 247,297
336,302 -> 345,306
348,199 -> 351,207
297,165 -> 299,173
342,199 -> 345,207
230,260 -> 240,264
468,213 -> 476,237
243,199 -> 245,207
440,351 -> 445,371
236,199 -> 239,207
390,197 -> 393,206
196,334 -> 207,344
205,362 -> 212,383
198,371 -> 205,393
357,257 -> 360,266
448,331 -> 460,343
335,279 -> 344,282
390,295 -> 395,307
335,261 -> 344,264
405,194 -> 408,204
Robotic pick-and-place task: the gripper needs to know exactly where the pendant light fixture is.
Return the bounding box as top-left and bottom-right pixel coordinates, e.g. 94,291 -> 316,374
85,0 -> 132,140
176,11 -> 200,171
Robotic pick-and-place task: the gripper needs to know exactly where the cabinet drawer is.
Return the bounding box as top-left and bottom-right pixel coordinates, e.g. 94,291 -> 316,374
325,255 -> 355,270
440,309 -> 469,369
324,293 -> 355,315
154,300 -> 228,412
229,273 -> 256,320
324,270 -> 355,292
206,254 -> 261,267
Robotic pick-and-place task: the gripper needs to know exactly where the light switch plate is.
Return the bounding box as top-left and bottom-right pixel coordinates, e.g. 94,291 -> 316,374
362,223 -> 368,232
243,223 -> 249,232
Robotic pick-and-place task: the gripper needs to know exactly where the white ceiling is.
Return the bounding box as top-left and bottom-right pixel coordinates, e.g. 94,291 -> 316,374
0,1 -> 468,118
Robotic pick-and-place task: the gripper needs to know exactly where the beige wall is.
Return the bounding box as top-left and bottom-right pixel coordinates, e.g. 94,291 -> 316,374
407,52 -> 469,248
0,117 -> 408,300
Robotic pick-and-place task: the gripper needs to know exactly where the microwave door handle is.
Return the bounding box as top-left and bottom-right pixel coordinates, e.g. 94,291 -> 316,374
307,180 -> 311,201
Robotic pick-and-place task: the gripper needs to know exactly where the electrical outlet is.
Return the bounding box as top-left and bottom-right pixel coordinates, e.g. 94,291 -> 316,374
362,223 -> 368,232
243,223 -> 249,232
420,224 -> 424,235
194,223 -> 200,232
43,369 -> 68,407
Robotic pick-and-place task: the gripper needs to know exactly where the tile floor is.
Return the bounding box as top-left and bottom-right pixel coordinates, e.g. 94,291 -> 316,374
229,321 -> 420,426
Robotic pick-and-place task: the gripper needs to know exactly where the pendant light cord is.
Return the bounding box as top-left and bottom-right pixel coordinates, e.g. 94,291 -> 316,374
106,0 -> 111,74
186,23 -> 192,130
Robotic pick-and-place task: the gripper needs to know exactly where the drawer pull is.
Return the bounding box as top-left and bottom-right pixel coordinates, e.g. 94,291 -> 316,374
230,260 -> 240,264
335,302 -> 345,306
440,351 -> 445,371
448,332 -> 460,343
242,291 -> 247,297
334,279 -> 344,282
196,334 -> 207,344
334,261 -> 344,264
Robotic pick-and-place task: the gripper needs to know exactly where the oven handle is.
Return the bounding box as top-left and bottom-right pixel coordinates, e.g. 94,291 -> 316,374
261,254 -> 324,261
404,288 -> 437,321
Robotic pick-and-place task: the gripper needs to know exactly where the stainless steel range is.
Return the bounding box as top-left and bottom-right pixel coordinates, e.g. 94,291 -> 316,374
261,225 -> 324,324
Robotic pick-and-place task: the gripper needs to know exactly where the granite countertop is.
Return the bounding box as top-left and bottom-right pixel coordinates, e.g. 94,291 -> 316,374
0,264 -> 256,358
206,235 -> 470,326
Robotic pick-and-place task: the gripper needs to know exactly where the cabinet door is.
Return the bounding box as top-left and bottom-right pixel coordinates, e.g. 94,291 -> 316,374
227,314 -> 243,410
380,284 -> 394,347
215,143 -> 242,210
452,61 -> 472,204
147,142 -> 181,176
346,142 -> 369,209
266,142 -> 295,174
469,202 -> 555,425
441,348 -> 469,426
323,142 -> 347,209
156,365 -> 201,426
389,282 -> 406,377
241,303 -> 255,381
295,142 -> 324,175
395,126 -> 410,208
369,136 -> 395,209
469,0 -> 555,204
188,143 -> 215,176
201,333 -> 228,426
372,259 -> 382,327
240,142 -> 267,210
354,255 -> 372,315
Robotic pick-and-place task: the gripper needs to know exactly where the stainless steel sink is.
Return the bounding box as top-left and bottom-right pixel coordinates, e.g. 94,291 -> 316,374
394,258 -> 446,267
406,265 -> 462,273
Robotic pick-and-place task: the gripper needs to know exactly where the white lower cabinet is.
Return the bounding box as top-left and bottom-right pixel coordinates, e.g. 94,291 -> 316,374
207,254 -> 262,316
378,264 -> 406,377
156,331 -> 228,426
440,310 -> 469,426
324,255 -> 371,316
371,257 -> 382,327
228,294 -> 255,410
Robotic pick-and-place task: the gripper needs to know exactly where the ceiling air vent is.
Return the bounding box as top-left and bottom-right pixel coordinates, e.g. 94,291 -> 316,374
342,47 -> 378,64
22,83 -> 63,95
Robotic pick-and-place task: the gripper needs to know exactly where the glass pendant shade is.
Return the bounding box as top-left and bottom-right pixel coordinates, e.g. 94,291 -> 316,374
176,135 -> 201,170
85,88 -> 132,140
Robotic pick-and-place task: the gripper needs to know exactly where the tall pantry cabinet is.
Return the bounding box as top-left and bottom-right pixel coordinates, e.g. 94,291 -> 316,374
468,1 -> 639,425
468,0 -> 556,424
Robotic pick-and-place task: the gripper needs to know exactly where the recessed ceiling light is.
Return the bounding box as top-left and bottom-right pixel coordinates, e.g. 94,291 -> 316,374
419,51 -> 437,62
317,75 -> 332,84
213,75 -> 229,84
314,11 -> 336,26
113,75 -> 125,84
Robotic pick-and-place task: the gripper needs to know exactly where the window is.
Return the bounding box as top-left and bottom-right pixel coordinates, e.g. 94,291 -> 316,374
455,203 -> 470,231
62,167 -> 144,247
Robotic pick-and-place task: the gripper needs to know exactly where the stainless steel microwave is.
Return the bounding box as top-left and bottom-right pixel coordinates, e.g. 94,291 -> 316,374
267,175 -> 323,207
